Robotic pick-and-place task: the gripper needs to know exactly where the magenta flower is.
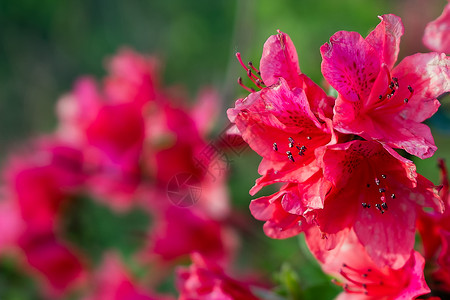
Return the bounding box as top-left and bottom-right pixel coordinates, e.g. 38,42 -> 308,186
144,204 -> 235,265
176,253 -> 261,300
57,76 -> 145,210
306,228 -> 431,300
2,141 -> 87,295
321,14 -> 450,158
315,140 -> 442,269
83,253 -> 174,300
228,77 -> 335,195
423,2 -> 450,53
18,230 -> 86,297
104,48 -> 161,107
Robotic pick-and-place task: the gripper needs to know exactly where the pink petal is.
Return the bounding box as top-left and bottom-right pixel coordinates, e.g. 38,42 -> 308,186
423,2 -> 450,53
260,30 -> 302,88
365,14 -> 404,70
354,194 -> 416,269
321,31 -> 380,103
391,52 -> 448,123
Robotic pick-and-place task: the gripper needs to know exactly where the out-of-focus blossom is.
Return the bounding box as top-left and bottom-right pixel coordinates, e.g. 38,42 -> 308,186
2,140 -> 87,296
176,253 -> 261,300
417,159 -> 450,293
104,48 -> 161,107
322,14 -> 449,159
57,76 -> 145,211
83,253 -> 174,300
423,1 -> 450,53
306,228 -> 430,300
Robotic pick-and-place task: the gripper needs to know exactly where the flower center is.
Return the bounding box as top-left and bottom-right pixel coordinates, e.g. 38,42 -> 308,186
361,173 -> 396,214
371,65 -> 414,113
333,263 -> 399,296
273,136 -> 311,163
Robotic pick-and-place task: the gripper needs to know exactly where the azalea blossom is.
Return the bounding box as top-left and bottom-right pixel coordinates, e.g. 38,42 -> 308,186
321,14 -> 450,158
306,227 -> 431,300
2,140 -> 87,296
423,1 -> 450,53
315,140 -> 442,269
176,253 -> 261,300
228,38 -> 337,193
83,253 -> 174,300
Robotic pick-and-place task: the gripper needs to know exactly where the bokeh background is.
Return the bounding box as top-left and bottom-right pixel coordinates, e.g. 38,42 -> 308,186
0,0 -> 448,299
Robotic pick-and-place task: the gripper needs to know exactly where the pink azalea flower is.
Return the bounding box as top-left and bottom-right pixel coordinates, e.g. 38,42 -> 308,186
2,141 -> 87,296
306,227 -> 431,300
57,76 -> 145,211
417,159 -> 450,293
321,14 -> 450,158
83,253 -> 173,300
103,48 -> 161,107
228,77 -> 335,195
18,229 -> 86,297
315,140 -> 442,269
144,204 -> 236,265
176,253 -> 261,300
423,1 -> 450,53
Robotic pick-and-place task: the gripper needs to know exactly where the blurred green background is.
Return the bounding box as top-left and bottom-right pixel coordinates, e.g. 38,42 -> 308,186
0,0 -> 449,299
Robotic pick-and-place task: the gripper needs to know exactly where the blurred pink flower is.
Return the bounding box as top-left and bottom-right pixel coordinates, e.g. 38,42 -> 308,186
306,227 -> 430,300
176,253 -> 260,300
2,140 -> 87,296
57,77 -> 145,211
423,1 -> 450,53
145,205 -> 236,265
322,14 -> 449,159
104,48 -> 161,107
83,252 -> 174,300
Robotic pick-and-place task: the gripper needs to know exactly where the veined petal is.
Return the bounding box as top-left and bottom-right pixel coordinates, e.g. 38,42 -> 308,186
260,30 -> 302,88
391,52 -> 448,123
366,14 -> 404,70
321,31 -> 380,103
423,2 -> 450,53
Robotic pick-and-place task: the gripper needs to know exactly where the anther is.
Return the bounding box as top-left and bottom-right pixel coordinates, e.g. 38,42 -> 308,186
375,178 -> 380,185
273,143 -> 278,151
307,136 -> 311,140
289,142 -> 294,148
381,202 -> 388,210
378,95 -> 383,100
298,151 -> 304,156
362,203 -> 368,208
378,188 -> 386,193
237,77 -> 254,93
300,145 -> 306,151
366,184 -> 370,187
408,85 -> 414,93
288,137 -> 294,143
391,193 -> 395,199
287,151 -> 295,162
381,174 -> 386,179
404,98 -> 408,103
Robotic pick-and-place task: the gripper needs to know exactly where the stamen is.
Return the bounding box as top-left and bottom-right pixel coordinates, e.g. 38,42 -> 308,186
236,52 -> 249,71
248,61 -> 260,74
237,77 -> 255,93
273,143 -> 278,151
286,151 -> 295,162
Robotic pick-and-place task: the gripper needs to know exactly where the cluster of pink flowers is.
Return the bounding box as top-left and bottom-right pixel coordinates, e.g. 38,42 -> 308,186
0,48 -> 258,299
229,12 -> 450,299
0,4 -> 449,300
